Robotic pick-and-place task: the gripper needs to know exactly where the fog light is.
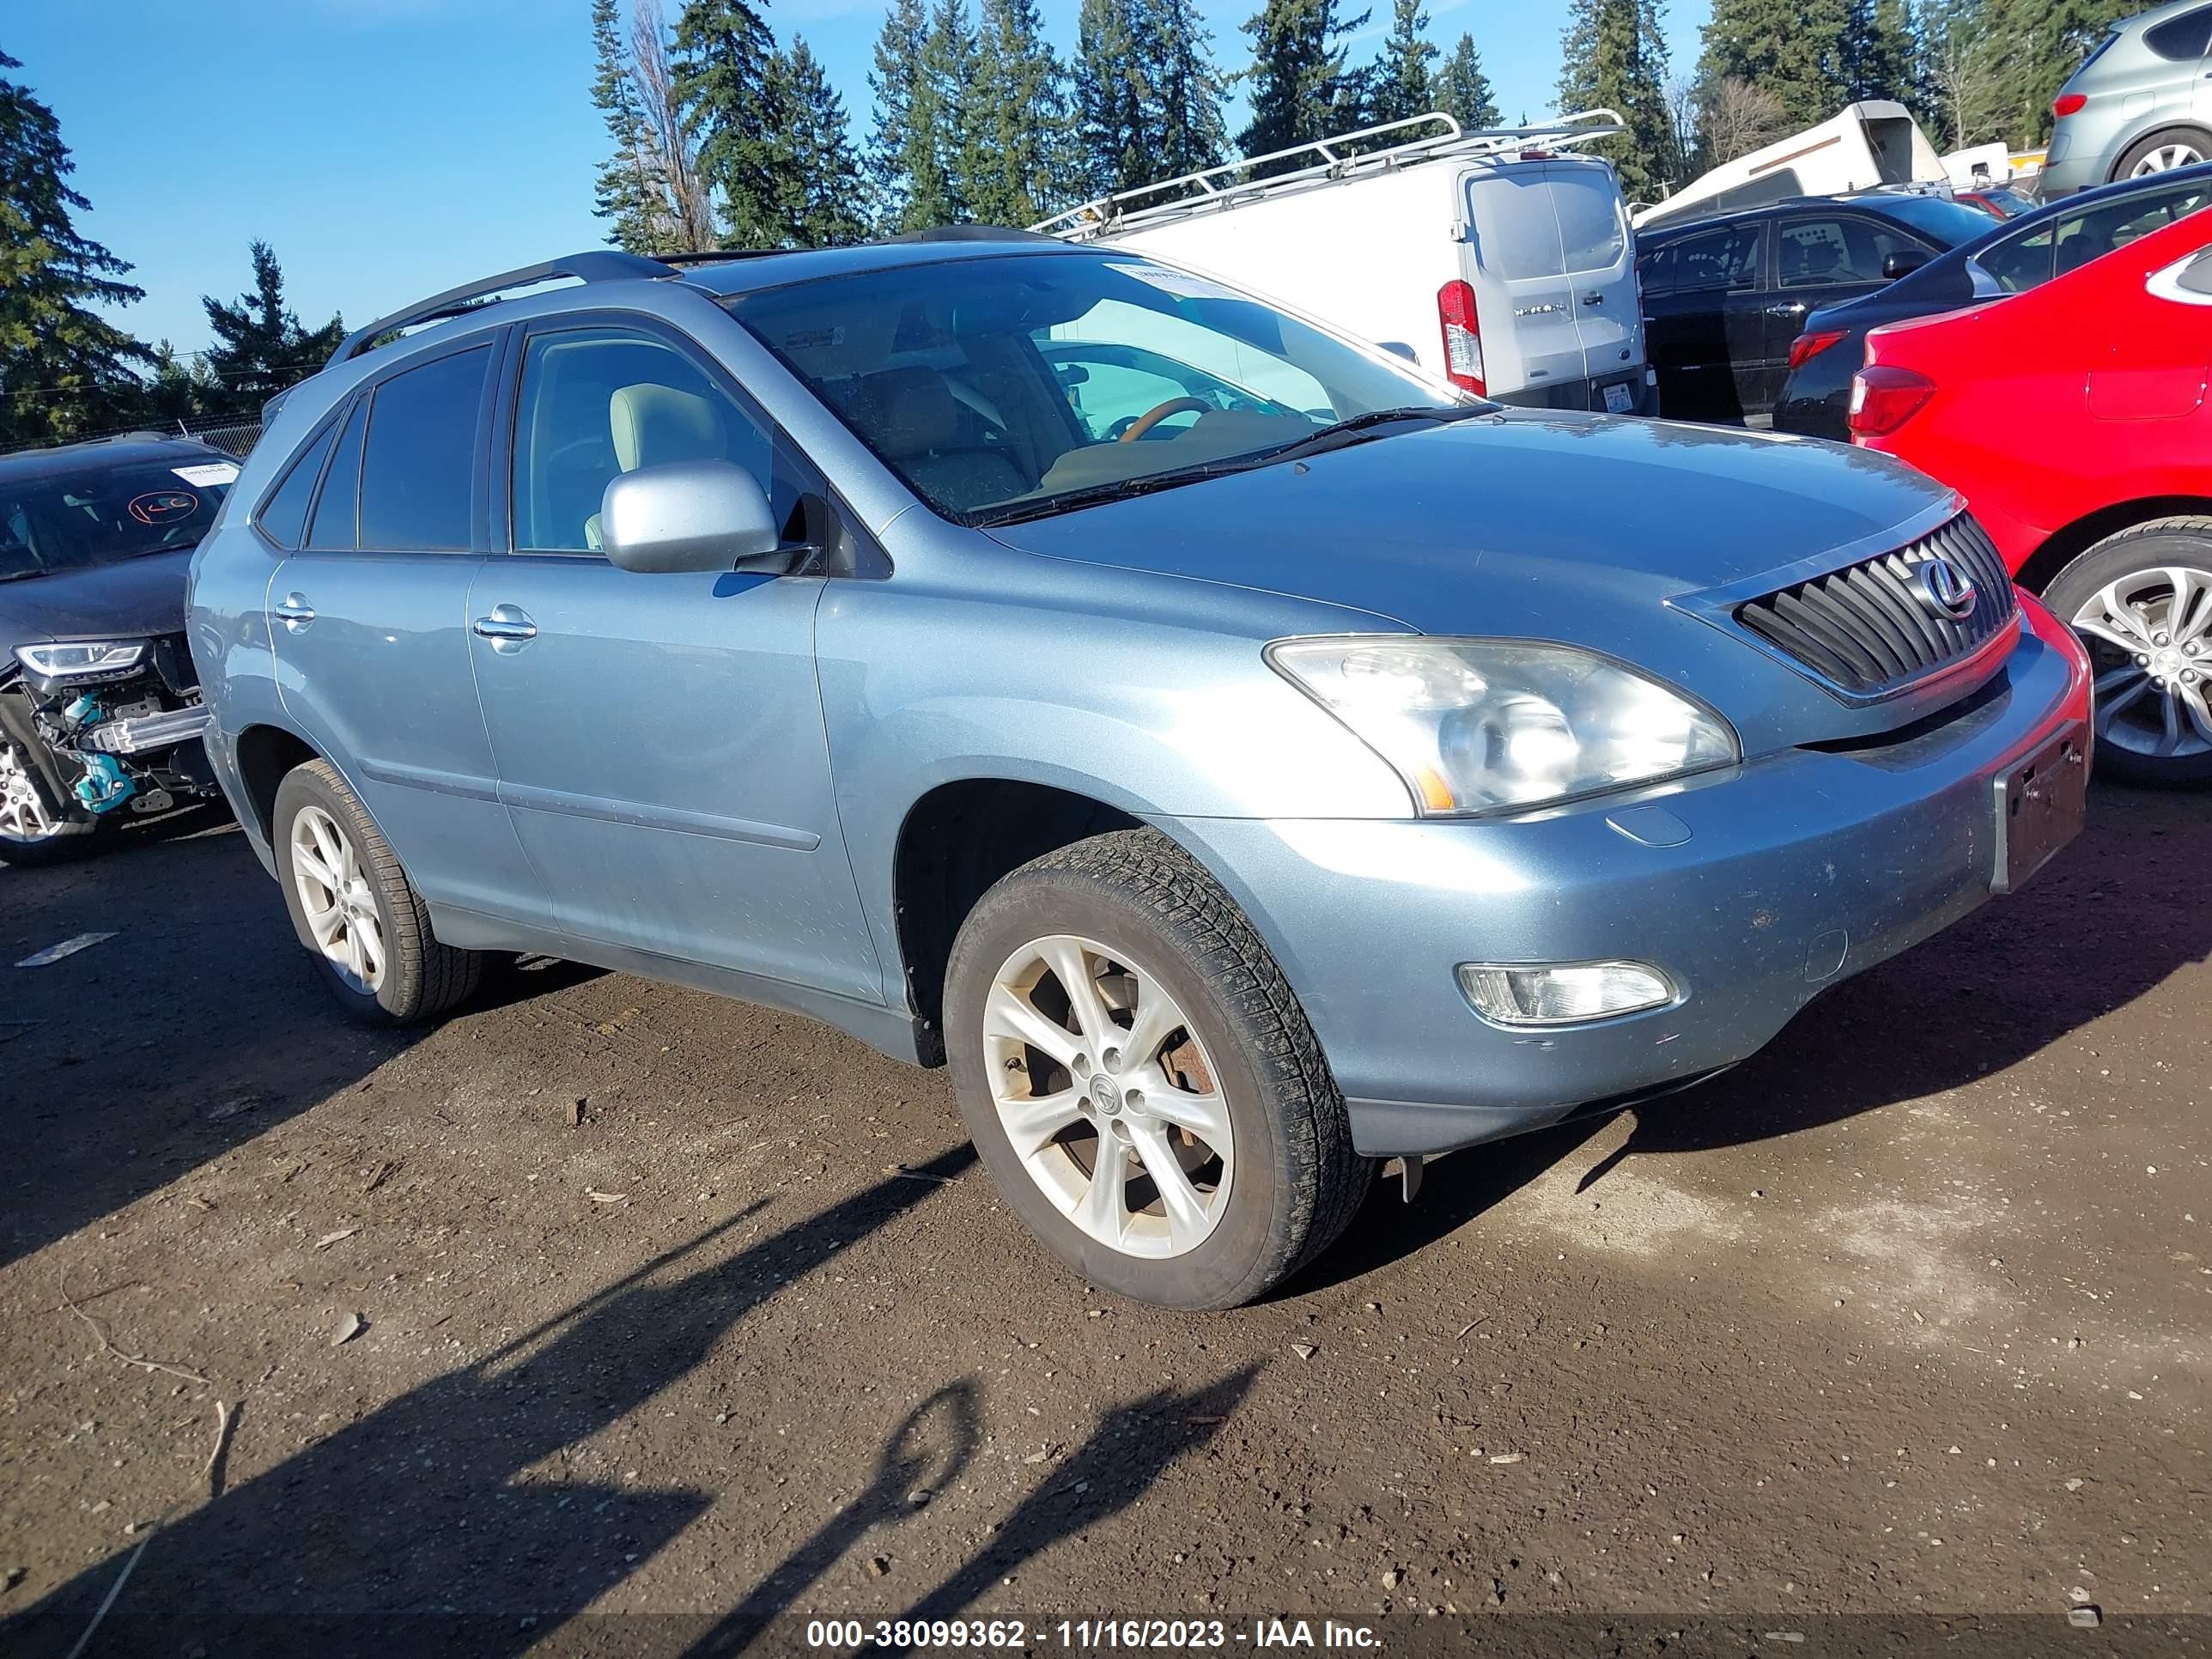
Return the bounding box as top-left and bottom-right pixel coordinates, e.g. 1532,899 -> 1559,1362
1457,961 -> 1676,1026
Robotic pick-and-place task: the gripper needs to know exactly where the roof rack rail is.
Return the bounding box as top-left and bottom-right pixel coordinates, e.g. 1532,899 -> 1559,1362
1030,108 -> 1626,241
879,224 -> 1062,245
327,250 -> 676,366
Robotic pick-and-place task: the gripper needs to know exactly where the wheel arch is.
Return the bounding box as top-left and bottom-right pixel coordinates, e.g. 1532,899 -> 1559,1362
234,722 -> 324,842
890,778 -> 1158,1063
2014,495 -> 2212,596
2110,123 -> 2212,183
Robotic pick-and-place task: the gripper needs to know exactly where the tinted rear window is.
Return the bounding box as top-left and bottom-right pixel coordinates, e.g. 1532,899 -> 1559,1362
1874,194 -> 2007,249
257,421 -> 337,549
307,398 -> 368,550
2146,3 -> 2212,60
1553,173 -> 1628,273
358,346 -> 489,551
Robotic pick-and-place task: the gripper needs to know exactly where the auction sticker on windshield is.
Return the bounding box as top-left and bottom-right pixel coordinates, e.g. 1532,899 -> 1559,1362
1105,263 -> 1244,303
173,462 -> 240,487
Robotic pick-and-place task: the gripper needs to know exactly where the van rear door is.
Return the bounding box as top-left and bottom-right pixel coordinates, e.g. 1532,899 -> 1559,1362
1462,162 -> 1645,411
1547,161 -> 1646,409
1460,163 -> 1588,404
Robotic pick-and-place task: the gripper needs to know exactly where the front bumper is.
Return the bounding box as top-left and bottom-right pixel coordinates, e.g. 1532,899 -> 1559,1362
1157,616 -> 2089,1158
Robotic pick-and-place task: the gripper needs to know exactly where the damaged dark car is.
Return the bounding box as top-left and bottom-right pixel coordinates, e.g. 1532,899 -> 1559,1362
0,434 -> 232,866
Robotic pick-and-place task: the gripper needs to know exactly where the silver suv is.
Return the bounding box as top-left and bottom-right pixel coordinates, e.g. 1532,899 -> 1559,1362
2044,0 -> 2212,197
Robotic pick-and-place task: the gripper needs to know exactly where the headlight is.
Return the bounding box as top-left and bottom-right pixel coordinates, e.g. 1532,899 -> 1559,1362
1267,637 -> 1739,815
14,641 -> 149,684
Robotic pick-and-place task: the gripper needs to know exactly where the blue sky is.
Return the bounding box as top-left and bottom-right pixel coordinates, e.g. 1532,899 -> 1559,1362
15,0 -> 1711,358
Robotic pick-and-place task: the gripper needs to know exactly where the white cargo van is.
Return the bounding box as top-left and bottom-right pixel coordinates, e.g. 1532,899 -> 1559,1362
1033,112 -> 1656,416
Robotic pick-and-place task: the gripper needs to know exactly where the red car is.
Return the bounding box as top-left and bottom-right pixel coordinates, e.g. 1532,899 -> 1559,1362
1848,205 -> 2212,786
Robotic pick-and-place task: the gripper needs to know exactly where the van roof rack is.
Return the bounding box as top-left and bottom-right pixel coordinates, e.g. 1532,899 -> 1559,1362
328,249 -> 688,366
1030,108 -> 1627,242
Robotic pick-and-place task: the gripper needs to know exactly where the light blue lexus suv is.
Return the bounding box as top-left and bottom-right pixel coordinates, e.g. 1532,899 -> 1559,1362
190,232 -> 2092,1308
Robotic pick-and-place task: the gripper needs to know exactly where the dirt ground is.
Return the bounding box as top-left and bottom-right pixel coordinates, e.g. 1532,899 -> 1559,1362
0,787 -> 2204,1659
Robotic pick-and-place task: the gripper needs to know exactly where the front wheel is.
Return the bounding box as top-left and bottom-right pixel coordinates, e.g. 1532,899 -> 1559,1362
944,829 -> 1372,1310
272,759 -> 485,1023
0,733 -> 103,868
2045,520 -> 2212,787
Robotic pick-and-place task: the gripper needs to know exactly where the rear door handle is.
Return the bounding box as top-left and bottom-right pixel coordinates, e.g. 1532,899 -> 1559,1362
1765,301 -> 1808,317
471,605 -> 538,652
274,593 -> 316,631
1581,291 -> 1604,306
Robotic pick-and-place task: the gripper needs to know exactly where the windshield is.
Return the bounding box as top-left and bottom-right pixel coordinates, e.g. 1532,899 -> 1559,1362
1875,194 -> 2004,249
0,454 -> 235,580
725,251 -> 1474,524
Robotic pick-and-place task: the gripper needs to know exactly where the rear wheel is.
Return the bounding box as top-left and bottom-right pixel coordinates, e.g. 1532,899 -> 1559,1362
944,828 -> 1371,1310
2118,126 -> 2210,179
273,759 -> 484,1023
2045,520 -> 2212,787
0,733 -> 102,868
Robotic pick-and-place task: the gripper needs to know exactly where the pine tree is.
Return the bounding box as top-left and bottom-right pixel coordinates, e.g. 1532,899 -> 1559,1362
767,40 -> 870,246
671,0 -> 781,246
968,0 -> 1072,224
1843,0 -> 1919,102
1364,0 -> 1438,125
1431,33 -> 1501,130
0,49 -> 151,447
589,0 -> 668,252
129,344 -> 222,429
1696,0 -> 1849,131
1559,0 -> 1676,199
1237,0 -> 1370,158
907,0 -> 986,228
865,0 -> 934,229
1074,0 -> 1152,193
1139,0 -> 1231,179
201,242 -> 343,416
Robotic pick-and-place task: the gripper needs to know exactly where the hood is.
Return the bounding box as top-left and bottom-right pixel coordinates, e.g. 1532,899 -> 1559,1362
0,548 -> 194,652
985,411 -> 1954,635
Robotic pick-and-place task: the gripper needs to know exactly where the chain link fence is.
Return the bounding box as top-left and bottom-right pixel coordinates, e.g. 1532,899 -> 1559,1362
1,415 -> 265,461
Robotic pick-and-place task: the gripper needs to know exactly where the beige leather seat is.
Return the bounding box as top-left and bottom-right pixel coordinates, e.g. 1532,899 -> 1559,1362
584,383 -> 730,550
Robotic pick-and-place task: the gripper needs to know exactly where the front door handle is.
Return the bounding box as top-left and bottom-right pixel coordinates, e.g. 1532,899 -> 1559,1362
1765,301 -> 1808,318
274,593 -> 316,631
471,605 -> 538,653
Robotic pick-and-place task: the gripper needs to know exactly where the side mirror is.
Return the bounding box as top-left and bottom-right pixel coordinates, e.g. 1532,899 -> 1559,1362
1882,249 -> 1932,280
599,459 -> 783,575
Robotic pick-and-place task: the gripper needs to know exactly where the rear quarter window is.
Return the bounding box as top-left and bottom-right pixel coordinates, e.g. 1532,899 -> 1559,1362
2145,3 -> 2212,60
256,420 -> 338,549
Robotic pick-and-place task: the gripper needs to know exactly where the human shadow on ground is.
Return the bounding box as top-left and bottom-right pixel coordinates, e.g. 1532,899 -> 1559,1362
1,1145 -> 977,1659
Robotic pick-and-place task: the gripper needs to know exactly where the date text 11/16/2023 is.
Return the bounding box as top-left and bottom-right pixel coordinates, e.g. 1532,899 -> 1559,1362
802,1617 -> 1382,1649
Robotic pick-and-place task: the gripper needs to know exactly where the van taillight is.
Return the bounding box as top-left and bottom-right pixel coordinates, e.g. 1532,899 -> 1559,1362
1847,364 -> 1936,437
1437,280 -> 1486,395
2052,91 -> 2087,118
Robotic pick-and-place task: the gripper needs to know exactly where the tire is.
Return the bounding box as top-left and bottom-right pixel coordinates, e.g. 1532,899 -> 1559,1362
0,732 -> 104,868
944,828 -> 1371,1310
2042,519 -> 2212,788
2116,126 -> 2210,180
272,758 -> 484,1024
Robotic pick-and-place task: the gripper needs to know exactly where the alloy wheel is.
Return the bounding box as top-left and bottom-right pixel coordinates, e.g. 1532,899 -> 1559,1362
0,741 -> 61,843
2131,143 -> 2204,175
2071,564 -> 2212,761
981,933 -> 1233,1259
290,804 -> 386,993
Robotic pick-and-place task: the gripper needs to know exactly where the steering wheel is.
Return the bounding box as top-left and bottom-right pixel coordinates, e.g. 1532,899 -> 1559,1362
1118,397 -> 1211,442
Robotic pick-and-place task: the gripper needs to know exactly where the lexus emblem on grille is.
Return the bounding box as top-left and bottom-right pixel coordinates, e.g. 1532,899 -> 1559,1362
1913,556 -> 1978,621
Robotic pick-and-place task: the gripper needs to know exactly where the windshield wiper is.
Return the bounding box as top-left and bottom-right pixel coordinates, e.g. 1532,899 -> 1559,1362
970,457 -> 1263,527
1259,404 -> 1484,464
0,568 -> 46,584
